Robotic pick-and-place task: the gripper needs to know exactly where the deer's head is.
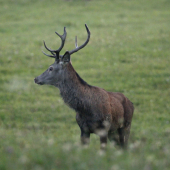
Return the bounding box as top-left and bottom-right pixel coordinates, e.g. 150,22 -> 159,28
34,24 -> 90,86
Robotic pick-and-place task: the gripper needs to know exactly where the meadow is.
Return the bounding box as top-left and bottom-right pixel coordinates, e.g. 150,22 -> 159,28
0,0 -> 170,169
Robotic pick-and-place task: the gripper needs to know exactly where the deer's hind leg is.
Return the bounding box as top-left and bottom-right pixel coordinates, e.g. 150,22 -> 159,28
118,123 -> 131,149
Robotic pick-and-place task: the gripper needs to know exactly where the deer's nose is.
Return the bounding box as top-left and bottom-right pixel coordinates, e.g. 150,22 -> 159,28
34,77 -> 38,83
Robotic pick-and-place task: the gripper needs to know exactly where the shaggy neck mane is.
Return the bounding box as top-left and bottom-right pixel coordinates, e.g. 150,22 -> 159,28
58,63 -> 91,113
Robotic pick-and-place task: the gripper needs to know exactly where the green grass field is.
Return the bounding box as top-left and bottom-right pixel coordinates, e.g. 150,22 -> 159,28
0,0 -> 170,169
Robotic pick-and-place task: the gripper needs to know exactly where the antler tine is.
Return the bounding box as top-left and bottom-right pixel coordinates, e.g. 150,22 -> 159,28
55,27 -> 67,53
69,24 -> 90,55
42,27 -> 67,59
43,41 -> 55,55
42,50 -> 56,58
75,36 -> 78,48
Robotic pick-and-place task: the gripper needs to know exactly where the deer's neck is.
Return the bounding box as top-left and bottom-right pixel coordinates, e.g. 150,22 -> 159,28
58,64 -> 90,113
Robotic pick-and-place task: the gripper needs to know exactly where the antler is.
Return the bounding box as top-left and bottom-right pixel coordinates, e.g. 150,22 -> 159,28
42,24 -> 90,59
69,24 -> 90,55
42,27 -> 67,60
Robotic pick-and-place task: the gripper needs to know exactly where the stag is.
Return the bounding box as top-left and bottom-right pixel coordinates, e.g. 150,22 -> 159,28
34,24 -> 134,149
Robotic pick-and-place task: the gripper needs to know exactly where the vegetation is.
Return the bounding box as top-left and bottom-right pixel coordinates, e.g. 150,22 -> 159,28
0,0 -> 170,169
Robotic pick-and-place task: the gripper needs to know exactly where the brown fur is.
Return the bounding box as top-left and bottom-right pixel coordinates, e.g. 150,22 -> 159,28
34,25 -> 134,149
59,63 -> 134,149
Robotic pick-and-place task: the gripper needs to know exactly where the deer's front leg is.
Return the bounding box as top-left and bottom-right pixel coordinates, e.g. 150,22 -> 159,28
80,129 -> 90,145
100,134 -> 108,150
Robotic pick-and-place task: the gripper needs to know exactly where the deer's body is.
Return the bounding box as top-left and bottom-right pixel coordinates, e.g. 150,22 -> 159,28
34,25 -> 134,149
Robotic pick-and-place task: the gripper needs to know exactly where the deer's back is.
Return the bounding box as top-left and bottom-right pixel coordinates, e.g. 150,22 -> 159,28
75,85 -> 134,133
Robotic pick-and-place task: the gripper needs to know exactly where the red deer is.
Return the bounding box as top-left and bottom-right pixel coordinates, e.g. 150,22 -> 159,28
34,24 -> 134,149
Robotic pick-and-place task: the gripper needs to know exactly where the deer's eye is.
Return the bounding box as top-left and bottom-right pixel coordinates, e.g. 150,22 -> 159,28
49,67 -> 53,71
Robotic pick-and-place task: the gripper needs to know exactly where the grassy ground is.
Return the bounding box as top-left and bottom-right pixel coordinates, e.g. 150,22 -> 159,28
0,0 -> 170,169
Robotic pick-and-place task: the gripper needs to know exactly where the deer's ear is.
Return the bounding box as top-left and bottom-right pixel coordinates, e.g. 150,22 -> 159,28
62,51 -> 70,63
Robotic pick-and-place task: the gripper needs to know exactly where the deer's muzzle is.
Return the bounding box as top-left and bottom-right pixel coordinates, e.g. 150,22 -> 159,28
34,77 -> 44,85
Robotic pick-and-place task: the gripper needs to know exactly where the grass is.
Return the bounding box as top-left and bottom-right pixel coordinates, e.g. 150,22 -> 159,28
0,0 -> 170,169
